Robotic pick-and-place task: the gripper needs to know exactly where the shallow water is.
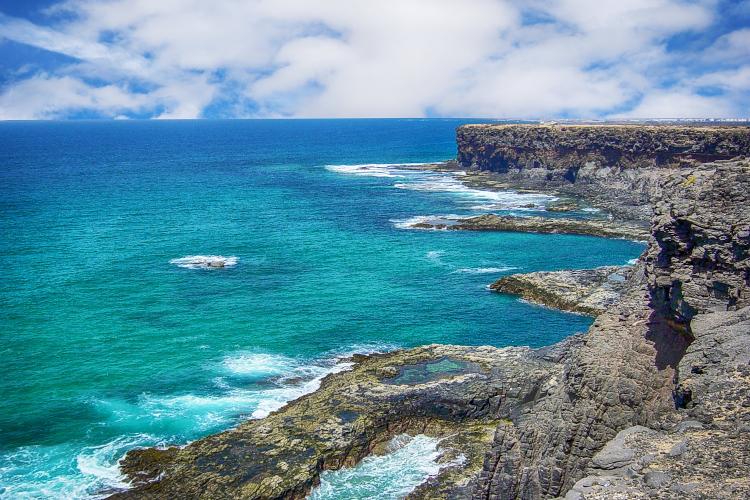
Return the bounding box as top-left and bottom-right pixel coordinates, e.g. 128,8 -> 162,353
0,119 -> 644,498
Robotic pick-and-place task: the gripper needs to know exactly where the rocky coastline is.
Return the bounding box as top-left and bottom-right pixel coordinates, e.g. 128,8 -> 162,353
112,127 -> 749,499
456,124 -> 750,221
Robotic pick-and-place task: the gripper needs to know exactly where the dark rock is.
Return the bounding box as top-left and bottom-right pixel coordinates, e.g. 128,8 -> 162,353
456,123 -> 750,220
644,471 -> 671,488
409,213 -> 649,240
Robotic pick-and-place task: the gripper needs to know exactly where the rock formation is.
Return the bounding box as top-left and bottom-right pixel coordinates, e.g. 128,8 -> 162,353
490,266 -> 633,316
410,214 -> 648,240
112,130 -> 749,500
456,124 -> 750,220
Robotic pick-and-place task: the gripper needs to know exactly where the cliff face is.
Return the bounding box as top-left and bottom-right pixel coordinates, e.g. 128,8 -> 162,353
456,124 -> 750,220
473,159 -> 750,499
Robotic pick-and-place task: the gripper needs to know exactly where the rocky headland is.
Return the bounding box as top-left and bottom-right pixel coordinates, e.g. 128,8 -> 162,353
112,128 -> 749,499
456,124 -> 750,221
489,266 -> 633,316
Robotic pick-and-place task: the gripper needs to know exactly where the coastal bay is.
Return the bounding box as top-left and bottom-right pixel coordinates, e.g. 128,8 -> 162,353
0,120 -> 643,498
112,124 -> 750,499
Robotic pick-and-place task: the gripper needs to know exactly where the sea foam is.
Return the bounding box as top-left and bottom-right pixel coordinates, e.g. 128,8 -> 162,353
169,255 -> 238,269
310,434 -> 465,500
324,163 -> 427,178
453,266 -> 518,274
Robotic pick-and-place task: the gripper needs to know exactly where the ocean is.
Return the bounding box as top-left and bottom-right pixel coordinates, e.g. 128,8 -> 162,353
0,119 -> 644,498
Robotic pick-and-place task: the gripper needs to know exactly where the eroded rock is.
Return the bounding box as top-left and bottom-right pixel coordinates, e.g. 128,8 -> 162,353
490,265 -> 634,316
411,214 -> 649,240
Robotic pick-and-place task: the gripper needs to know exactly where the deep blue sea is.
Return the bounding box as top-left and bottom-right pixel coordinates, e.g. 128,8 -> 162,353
0,119 -> 644,498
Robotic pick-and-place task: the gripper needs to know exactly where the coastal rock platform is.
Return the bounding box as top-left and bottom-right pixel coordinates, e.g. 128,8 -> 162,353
111,344 -> 577,499
410,214 -> 649,241
490,265 -> 634,316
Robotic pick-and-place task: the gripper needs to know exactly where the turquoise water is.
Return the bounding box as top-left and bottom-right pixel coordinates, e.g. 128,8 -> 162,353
0,120 -> 644,498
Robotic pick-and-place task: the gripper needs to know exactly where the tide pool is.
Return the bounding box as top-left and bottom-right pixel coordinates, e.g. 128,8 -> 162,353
0,119 -> 644,498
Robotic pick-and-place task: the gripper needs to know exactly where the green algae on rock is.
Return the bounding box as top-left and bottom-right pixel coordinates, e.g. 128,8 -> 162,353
110,344 -> 566,499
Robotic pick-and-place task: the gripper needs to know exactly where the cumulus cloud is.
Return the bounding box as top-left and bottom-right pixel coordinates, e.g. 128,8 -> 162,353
0,0 -> 747,119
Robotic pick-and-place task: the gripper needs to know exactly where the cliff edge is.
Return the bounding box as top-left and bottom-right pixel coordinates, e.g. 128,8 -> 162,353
456,124 -> 750,220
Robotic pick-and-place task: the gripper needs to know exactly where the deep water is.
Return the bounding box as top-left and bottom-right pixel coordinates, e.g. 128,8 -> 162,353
0,119 -> 645,498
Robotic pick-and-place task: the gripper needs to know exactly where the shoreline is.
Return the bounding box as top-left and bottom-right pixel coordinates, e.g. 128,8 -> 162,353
111,126 -> 750,499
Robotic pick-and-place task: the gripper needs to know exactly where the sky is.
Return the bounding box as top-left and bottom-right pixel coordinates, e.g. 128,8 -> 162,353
0,0 -> 748,120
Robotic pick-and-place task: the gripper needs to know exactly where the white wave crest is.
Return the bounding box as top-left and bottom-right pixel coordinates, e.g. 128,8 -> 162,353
0,434 -> 161,500
394,175 -> 555,208
325,163 -> 427,178
453,266 -> 518,274
390,214 -> 466,230
222,352 -> 299,377
169,255 -> 238,269
310,434 -> 465,500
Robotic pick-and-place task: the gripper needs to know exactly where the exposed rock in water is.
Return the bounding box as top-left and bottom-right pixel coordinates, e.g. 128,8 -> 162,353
490,265 -> 634,316
456,124 -> 750,220
412,214 -> 649,240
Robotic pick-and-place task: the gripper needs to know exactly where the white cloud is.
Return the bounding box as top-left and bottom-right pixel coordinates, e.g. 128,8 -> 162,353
614,91 -> 735,119
0,0 -> 747,119
0,74 -> 150,119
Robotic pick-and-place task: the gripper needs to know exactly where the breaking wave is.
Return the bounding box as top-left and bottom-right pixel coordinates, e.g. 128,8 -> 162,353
453,266 -> 518,274
310,434 -> 465,500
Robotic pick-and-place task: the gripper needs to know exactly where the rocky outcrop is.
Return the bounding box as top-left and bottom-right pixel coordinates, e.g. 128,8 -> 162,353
411,214 -> 649,240
110,344 -> 579,499
558,159 -> 750,499
456,124 -> 750,220
490,266 -> 633,316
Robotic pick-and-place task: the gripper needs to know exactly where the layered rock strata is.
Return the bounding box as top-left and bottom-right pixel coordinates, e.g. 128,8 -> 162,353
411,214 -> 648,240
456,124 -> 750,220
490,266 -> 633,316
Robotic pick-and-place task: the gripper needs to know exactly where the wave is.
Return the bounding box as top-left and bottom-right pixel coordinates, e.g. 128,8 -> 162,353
1,344 -> 401,499
0,434 -> 162,500
390,214 -> 466,230
222,352 -> 299,378
310,434 -> 465,500
393,175 -> 555,209
169,255 -> 238,269
325,163 -> 427,178
453,266 -> 518,274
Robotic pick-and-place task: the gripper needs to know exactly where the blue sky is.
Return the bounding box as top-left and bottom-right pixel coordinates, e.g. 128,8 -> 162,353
0,0 -> 748,119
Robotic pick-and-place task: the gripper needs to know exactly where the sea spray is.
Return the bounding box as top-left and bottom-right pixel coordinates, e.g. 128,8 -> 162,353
309,434 -> 465,500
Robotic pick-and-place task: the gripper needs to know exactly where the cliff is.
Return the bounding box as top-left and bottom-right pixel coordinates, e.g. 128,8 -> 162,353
110,133 -> 749,499
472,158 -> 749,499
456,124 -> 750,220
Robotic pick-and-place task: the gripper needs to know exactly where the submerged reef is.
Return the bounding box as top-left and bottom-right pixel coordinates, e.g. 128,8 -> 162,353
113,127 -> 750,499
